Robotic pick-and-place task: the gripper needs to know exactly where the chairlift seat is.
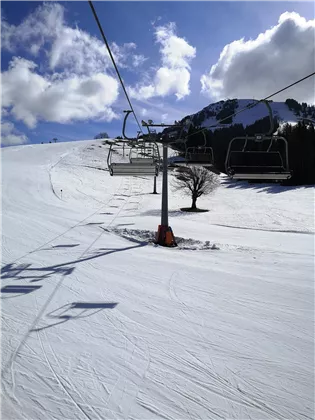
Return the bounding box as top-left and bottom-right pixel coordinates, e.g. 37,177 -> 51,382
173,152 -> 214,167
229,151 -> 283,167
231,172 -> 292,180
171,145 -> 214,167
187,152 -> 214,165
173,160 -> 214,167
130,157 -> 155,164
109,163 -> 158,177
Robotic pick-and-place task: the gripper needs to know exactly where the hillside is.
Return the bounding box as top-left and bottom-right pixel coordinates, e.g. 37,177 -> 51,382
183,98 -> 315,130
1,140 -> 314,420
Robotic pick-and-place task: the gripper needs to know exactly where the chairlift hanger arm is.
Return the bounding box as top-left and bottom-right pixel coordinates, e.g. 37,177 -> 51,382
107,143 -> 113,168
260,99 -> 274,136
122,110 -> 135,141
121,117 -> 151,144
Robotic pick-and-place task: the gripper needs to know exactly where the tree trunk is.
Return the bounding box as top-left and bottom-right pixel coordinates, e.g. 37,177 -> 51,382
191,196 -> 197,209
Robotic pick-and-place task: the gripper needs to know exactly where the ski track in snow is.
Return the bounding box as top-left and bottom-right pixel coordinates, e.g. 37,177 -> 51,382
2,146 -> 148,418
1,140 -> 314,420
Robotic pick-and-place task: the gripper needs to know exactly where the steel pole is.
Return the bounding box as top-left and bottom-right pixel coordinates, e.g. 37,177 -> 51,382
153,176 -> 157,194
161,144 -> 168,227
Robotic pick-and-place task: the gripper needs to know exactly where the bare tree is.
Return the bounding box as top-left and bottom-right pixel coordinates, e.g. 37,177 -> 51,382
173,166 -> 219,210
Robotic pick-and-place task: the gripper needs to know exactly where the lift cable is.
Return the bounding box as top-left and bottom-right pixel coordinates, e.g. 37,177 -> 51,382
88,0 -> 143,134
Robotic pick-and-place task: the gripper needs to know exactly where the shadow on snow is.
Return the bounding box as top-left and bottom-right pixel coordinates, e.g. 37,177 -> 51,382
32,301 -> 118,331
1,242 -> 147,284
222,178 -> 315,194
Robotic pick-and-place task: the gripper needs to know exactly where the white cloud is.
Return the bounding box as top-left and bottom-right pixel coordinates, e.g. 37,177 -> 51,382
2,3 -> 64,56
155,22 -> 195,69
129,22 -> 196,101
132,99 -> 193,126
155,67 -> 191,99
1,121 -> 29,146
1,133 -> 29,146
2,121 -> 15,134
132,54 -> 148,68
0,3 -> 141,128
1,3 -> 137,76
1,3 -> 195,133
2,57 -> 119,128
201,12 -> 315,104
129,84 -> 155,101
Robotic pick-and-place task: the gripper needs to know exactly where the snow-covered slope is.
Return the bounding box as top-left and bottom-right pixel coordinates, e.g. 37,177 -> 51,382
1,140 -> 314,420
185,98 -> 315,130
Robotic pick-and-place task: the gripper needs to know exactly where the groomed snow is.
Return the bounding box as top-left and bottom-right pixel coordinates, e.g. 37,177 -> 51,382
1,140 -> 314,420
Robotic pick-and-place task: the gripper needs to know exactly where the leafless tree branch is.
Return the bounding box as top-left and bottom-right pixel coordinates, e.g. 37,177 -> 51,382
172,166 -> 219,209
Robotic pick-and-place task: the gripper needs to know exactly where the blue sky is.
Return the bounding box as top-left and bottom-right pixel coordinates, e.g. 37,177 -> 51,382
1,1 -> 314,146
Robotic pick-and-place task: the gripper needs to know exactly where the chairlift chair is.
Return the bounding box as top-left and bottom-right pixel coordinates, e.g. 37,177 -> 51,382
129,142 -> 160,165
107,142 -> 159,176
225,100 -> 292,181
174,146 -> 214,167
107,138 -> 160,177
106,109 -> 161,176
109,162 -> 158,176
171,129 -> 215,167
225,135 -> 292,180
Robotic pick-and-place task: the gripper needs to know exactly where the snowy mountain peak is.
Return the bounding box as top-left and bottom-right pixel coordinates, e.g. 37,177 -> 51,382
184,98 -> 315,130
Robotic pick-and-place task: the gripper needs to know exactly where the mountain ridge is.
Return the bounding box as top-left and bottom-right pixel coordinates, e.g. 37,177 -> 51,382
180,98 -> 315,131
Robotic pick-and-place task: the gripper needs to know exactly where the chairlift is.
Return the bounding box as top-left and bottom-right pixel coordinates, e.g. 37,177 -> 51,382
225,100 -> 292,181
107,141 -> 159,177
129,141 -> 160,165
171,128 -> 214,167
107,110 -> 160,176
225,135 -> 291,180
